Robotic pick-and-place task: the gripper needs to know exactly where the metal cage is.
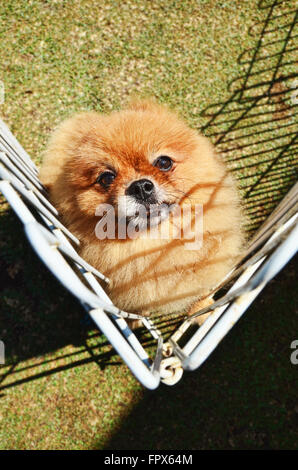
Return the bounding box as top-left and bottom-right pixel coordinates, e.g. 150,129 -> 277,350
0,0 -> 297,389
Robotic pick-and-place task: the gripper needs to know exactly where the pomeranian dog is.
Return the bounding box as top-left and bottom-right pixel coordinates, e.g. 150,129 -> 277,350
40,100 -> 244,324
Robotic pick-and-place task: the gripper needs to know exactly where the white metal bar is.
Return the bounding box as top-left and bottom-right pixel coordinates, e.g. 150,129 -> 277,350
0,163 -> 79,244
0,143 -> 43,189
88,308 -> 160,389
0,180 -> 37,224
183,222 -> 298,371
38,212 -> 154,369
182,257 -> 265,357
0,119 -> 38,171
0,152 -> 57,215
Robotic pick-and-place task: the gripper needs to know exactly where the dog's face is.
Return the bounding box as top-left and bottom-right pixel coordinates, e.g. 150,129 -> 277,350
47,101 -> 215,238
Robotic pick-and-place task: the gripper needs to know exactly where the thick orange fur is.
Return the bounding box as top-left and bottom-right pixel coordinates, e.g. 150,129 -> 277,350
40,100 -> 244,318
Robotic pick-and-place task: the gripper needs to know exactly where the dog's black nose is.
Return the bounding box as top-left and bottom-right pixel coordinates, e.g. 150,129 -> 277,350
126,179 -> 155,202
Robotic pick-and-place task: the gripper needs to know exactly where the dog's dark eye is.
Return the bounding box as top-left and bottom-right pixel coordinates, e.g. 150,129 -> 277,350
96,171 -> 116,189
153,156 -> 173,172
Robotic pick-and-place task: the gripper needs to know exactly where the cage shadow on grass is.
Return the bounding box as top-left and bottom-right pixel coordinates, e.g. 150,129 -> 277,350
0,210 -> 124,395
201,0 -> 297,235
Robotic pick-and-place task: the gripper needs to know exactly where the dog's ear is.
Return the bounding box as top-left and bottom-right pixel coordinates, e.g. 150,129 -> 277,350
125,98 -> 165,113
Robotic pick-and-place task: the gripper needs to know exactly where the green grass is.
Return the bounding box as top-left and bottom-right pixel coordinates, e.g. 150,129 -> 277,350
0,0 -> 297,450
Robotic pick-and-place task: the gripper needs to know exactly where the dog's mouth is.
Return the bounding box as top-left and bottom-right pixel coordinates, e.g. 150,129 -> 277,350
122,201 -> 174,229
94,196 -> 183,241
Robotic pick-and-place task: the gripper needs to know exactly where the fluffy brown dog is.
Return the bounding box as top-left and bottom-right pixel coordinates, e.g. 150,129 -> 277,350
40,100 -> 243,323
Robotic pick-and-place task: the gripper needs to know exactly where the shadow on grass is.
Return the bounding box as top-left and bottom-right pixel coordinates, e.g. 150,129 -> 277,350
103,255 -> 297,450
0,209 -> 124,394
200,0 -> 297,234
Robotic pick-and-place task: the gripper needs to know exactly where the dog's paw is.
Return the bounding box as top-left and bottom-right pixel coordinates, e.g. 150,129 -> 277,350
187,297 -> 214,326
128,311 -> 150,330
